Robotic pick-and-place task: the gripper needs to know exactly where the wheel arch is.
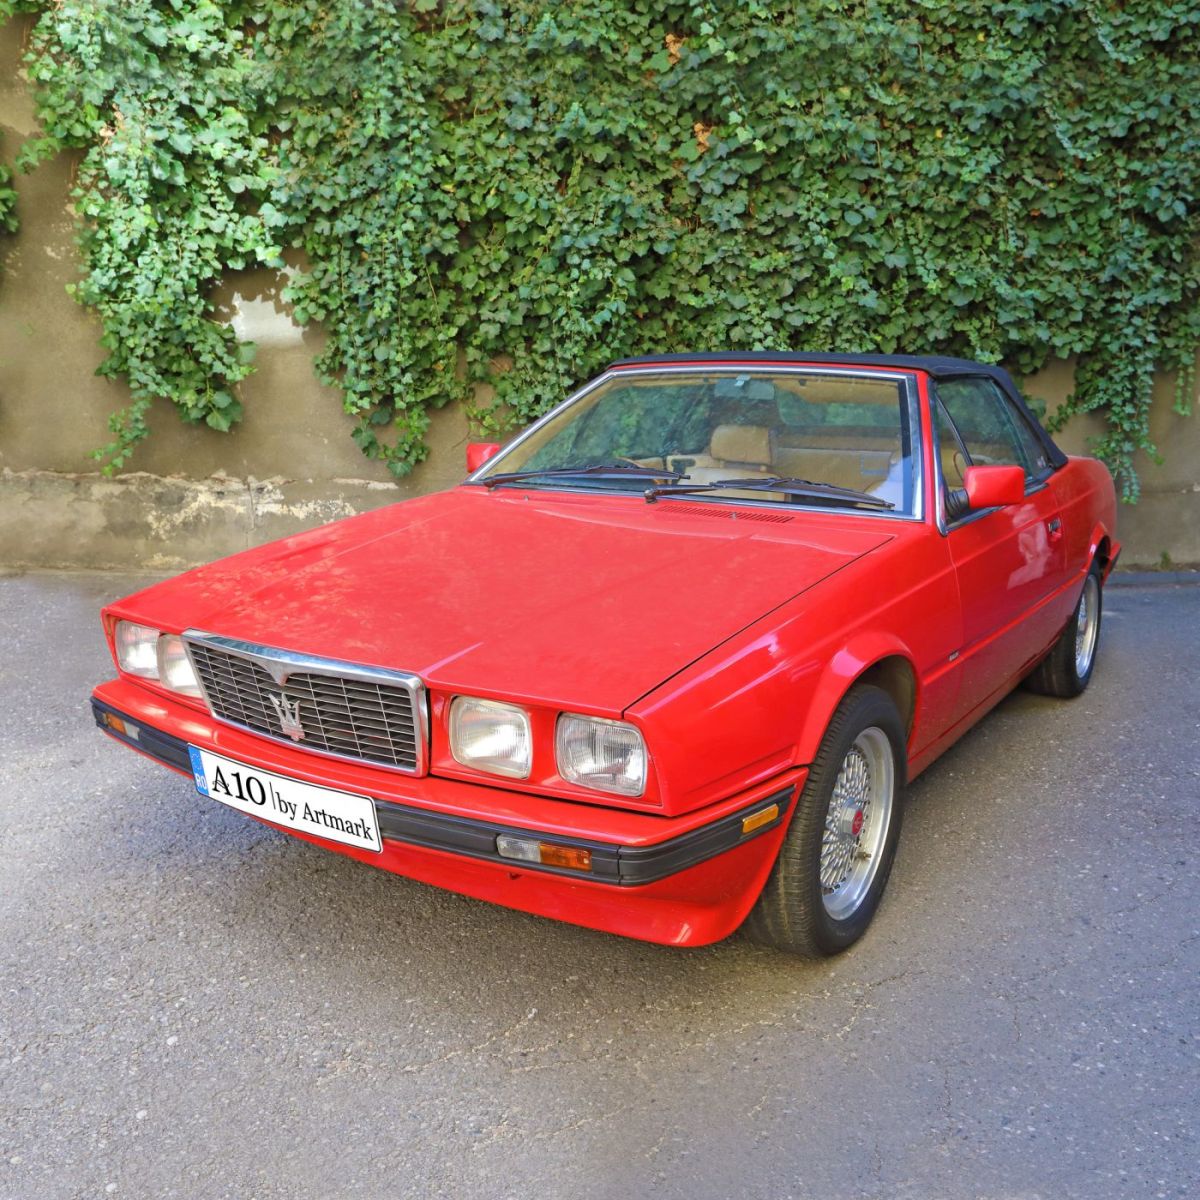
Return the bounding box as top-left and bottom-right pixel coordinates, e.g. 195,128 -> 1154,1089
857,655 -> 917,736
1090,526 -> 1114,577
794,637 -> 919,783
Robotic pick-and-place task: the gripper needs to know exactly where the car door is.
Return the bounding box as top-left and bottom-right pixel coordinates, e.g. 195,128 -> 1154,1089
933,377 -> 1068,719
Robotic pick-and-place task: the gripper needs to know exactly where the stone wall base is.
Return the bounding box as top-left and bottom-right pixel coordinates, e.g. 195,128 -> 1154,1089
0,468 -> 400,571
3,466 -> 1195,572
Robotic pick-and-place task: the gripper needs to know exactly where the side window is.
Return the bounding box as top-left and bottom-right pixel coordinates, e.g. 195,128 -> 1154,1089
933,396 -> 970,491
936,378 -> 1050,478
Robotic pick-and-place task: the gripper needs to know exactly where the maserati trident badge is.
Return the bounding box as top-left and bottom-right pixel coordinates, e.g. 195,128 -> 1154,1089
269,693 -> 306,742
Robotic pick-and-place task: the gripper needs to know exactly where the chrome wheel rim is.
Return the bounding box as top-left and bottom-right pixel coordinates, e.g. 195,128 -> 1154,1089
821,727 -> 895,921
1074,574 -> 1100,678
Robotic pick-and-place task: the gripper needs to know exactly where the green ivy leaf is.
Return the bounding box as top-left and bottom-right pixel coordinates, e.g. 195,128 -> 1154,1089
1,0 -> 1192,500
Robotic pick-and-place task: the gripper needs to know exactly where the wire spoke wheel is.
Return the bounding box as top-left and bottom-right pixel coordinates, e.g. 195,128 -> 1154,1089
820,726 -> 895,921
746,685 -> 905,956
1023,560 -> 1104,699
1074,573 -> 1100,679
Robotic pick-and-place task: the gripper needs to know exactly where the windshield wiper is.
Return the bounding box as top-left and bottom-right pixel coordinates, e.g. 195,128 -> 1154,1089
642,475 -> 895,510
481,463 -> 688,490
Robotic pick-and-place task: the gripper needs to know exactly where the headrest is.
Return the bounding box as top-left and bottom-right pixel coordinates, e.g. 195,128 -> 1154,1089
710,424 -> 772,465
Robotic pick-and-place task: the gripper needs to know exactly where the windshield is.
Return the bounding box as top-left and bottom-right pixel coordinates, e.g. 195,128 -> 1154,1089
474,368 -> 921,516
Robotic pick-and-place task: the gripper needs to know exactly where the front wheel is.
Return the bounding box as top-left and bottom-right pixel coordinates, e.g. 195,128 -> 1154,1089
745,685 -> 906,956
1024,562 -> 1103,698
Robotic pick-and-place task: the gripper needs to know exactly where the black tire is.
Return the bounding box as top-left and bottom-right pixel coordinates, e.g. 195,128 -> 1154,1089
1023,561 -> 1103,698
744,685 -> 906,957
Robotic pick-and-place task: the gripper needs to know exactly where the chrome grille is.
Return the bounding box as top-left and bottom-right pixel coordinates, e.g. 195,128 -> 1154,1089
185,635 -> 425,773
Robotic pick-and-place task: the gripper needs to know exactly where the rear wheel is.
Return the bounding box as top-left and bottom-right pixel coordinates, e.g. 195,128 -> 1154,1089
745,685 -> 905,956
1024,561 -> 1103,698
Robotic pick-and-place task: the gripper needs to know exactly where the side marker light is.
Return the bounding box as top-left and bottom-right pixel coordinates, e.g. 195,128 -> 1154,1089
741,803 -> 779,836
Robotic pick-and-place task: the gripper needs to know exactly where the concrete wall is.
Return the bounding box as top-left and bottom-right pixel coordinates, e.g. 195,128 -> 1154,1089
0,16 -> 467,571
1,16 -> 1197,569
1025,356 -> 1200,569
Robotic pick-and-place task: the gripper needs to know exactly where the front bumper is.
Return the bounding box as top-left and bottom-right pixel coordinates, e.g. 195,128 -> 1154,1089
91,678 -> 804,946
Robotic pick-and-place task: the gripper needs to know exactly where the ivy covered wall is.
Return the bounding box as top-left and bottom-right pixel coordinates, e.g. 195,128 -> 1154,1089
1,0 -> 1197,499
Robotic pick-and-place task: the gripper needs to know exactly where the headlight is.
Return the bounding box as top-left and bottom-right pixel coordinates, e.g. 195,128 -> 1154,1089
156,634 -> 203,698
115,621 -> 161,678
556,714 -> 646,797
114,622 -> 202,699
449,697 -> 532,779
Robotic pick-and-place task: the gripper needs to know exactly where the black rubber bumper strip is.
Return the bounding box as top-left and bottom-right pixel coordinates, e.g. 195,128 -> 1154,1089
372,786 -> 795,886
92,699 -> 794,886
93,697 -> 194,773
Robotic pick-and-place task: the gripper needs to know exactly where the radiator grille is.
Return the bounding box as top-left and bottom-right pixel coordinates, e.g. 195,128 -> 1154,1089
187,640 -> 422,772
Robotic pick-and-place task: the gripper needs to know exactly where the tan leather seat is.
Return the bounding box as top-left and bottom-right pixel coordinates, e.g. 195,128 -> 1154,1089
680,425 -> 775,486
709,424 -> 773,469
671,424 -> 911,503
771,446 -> 893,492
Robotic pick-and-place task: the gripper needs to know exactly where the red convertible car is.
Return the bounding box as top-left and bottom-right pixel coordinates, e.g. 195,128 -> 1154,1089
92,353 -> 1118,955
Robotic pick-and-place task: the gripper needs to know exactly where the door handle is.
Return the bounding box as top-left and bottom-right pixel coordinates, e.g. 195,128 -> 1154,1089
1047,516 -> 1062,540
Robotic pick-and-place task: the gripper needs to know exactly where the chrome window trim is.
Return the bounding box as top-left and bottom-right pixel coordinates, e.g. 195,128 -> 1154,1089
929,386 -> 957,536
467,364 -> 926,524
182,630 -> 430,777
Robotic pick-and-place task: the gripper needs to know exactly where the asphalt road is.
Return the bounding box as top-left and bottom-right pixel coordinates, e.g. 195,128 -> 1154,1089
1,570 -> 1196,1200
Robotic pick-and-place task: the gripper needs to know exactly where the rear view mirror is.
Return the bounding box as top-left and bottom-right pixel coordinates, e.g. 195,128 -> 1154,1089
964,464 -> 1026,508
466,442 -> 501,473
713,376 -> 777,402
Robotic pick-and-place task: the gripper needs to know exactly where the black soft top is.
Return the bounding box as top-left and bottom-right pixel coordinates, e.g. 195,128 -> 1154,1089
607,351 -> 1067,469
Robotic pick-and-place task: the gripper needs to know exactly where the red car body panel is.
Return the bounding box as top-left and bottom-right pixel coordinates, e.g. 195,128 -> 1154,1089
92,357 -> 1118,947
92,675 -> 805,945
108,489 -> 892,722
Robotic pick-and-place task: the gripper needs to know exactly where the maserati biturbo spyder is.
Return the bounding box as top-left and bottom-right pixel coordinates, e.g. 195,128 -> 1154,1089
92,353 -> 1118,955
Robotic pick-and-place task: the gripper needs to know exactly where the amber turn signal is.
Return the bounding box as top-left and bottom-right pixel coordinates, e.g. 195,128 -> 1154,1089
741,803 -> 779,835
102,712 -> 139,741
537,843 -> 592,871
496,833 -> 592,872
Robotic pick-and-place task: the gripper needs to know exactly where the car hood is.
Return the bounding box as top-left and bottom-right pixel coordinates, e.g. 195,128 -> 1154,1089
120,488 -> 893,714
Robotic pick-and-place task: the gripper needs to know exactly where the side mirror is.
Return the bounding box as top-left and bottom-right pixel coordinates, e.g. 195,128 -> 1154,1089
466,442 -> 501,473
964,464 -> 1026,509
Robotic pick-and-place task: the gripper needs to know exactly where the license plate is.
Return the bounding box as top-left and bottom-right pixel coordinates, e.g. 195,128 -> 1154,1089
188,747 -> 382,853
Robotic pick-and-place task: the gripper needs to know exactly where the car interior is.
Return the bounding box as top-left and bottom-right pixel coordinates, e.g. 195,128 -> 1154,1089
629,375 -> 911,508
